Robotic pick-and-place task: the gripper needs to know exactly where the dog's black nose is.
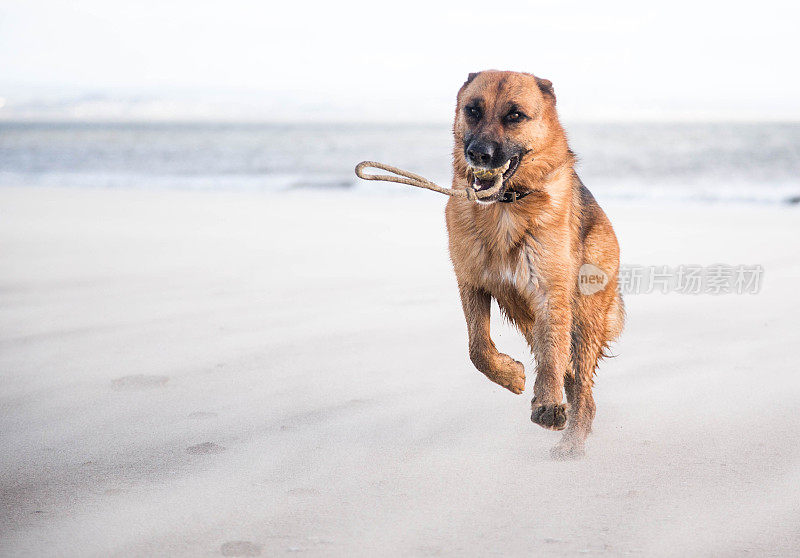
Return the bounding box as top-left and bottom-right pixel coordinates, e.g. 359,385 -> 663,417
466,140 -> 495,167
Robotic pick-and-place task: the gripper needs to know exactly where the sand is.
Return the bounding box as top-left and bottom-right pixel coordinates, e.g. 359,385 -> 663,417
1,185 -> 799,557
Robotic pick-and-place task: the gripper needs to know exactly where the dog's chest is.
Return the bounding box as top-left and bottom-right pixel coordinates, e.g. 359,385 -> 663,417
467,231 -> 544,301
448,203 -> 549,306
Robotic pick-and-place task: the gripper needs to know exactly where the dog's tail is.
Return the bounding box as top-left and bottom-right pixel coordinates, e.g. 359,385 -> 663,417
606,289 -> 626,342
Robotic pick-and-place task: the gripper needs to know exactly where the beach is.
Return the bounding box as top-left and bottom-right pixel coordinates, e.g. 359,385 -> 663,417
1,184 -> 799,556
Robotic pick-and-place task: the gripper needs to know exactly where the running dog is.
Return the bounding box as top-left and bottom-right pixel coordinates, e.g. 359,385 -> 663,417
445,70 -> 624,459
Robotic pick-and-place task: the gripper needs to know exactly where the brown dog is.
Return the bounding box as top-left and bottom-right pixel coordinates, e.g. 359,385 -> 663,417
445,70 -> 624,458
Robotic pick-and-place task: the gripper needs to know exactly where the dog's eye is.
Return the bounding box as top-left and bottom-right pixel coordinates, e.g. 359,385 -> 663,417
505,111 -> 524,123
466,106 -> 481,120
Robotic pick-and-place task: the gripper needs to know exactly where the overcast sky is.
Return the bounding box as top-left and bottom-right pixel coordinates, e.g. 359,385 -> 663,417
1,0 -> 798,121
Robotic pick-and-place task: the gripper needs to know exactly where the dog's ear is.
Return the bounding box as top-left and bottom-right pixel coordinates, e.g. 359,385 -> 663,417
466,72 -> 480,83
457,72 -> 481,99
535,77 -> 555,102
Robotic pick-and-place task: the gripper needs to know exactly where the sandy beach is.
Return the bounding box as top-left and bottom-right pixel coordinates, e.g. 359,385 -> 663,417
1,185 -> 799,557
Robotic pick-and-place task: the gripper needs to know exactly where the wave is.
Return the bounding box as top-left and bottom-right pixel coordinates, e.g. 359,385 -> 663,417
2,170 -> 798,205
1,121 -> 798,205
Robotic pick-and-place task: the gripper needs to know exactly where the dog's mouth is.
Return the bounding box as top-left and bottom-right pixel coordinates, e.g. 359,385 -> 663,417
467,155 -> 521,200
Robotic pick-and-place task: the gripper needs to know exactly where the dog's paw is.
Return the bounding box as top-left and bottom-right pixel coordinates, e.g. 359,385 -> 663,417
472,350 -> 525,394
487,353 -> 525,394
550,437 -> 585,460
530,401 -> 567,430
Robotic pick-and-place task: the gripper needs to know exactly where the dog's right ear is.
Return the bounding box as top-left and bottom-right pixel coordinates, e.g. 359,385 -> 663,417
459,72 -> 480,92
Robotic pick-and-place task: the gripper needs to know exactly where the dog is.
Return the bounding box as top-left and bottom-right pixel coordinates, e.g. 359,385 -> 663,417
445,70 -> 624,459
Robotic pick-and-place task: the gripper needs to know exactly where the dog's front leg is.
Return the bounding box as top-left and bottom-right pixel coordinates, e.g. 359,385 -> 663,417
459,283 -> 525,394
528,286 -> 571,431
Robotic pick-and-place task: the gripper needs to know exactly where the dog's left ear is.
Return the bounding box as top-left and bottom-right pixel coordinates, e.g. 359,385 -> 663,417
535,77 -> 555,102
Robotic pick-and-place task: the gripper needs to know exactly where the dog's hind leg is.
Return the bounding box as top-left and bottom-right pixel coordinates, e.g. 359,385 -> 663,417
551,325 -> 605,459
563,368 -> 576,412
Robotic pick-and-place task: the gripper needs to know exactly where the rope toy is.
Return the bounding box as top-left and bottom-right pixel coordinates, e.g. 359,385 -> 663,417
354,161 -> 503,201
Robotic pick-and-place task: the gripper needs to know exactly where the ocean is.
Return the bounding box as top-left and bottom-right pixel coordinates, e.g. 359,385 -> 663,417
1,121 -> 799,204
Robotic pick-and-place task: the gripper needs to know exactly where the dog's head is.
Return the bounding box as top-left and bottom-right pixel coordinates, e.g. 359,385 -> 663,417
453,70 -> 566,204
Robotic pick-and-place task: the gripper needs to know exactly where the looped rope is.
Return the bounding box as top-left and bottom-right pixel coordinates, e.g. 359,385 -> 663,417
354,161 -> 502,201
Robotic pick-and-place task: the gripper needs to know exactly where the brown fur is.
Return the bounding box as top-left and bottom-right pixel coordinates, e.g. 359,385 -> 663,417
445,70 -> 624,459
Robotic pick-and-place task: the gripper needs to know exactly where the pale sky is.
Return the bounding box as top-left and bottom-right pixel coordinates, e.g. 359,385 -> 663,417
1,0 -> 798,121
